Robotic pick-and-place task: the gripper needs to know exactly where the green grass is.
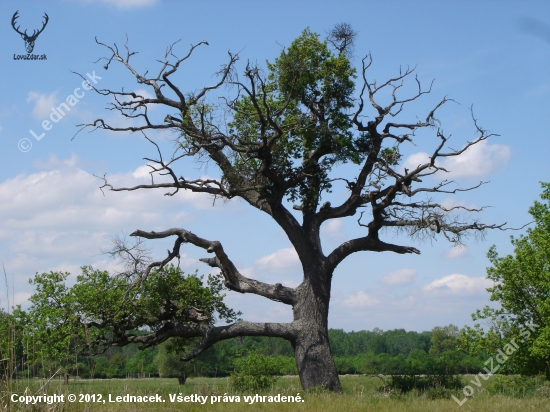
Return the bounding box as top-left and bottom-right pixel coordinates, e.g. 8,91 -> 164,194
2,375 -> 550,411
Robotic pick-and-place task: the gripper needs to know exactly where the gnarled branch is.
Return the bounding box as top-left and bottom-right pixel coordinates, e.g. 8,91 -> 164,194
131,228 -> 296,305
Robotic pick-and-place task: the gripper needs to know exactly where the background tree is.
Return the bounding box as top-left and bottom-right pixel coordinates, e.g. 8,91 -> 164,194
459,183 -> 550,378
26,271 -> 83,383
0,307 -> 28,382
429,324 -> 459,358
155,343 -> 190,384
77,26 -> 504,392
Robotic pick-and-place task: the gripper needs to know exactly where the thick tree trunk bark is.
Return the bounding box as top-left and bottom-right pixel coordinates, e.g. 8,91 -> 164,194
292,266 -> 342,392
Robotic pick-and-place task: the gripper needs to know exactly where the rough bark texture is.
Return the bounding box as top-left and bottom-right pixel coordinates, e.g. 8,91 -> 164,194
293,266 -> 341,392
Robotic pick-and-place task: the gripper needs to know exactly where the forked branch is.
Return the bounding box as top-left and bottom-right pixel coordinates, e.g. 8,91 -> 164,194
130,228 -> 296,305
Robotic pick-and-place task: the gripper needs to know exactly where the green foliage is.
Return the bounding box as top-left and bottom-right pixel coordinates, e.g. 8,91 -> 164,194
429,324 -> 459,357
215,28 -> 367,207
5,307 -> 487,381
25,271 -> 83,377
79,327 -> 482,379
380,373 -> 463,397
484,375 -> 550,398
125,345 -> 158,375
329,328 -> 431,357
424,386 -> 463,400
405,349 -> 430,374
0,308 -> 27,381
270,28 -> 355,107
107,353 -> 126,377
229,351 -> 285,392
326,325 -> 486,376
233,336 -> 294,357
380,146 -> 402,166
25,265 -> 238,377
459,183 -> 550,377
155,341 -> 195,381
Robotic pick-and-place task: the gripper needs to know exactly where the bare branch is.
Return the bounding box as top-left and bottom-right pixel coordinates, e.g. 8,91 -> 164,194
179,321 -> 296,360
130,228 -> 296,305
92,320 -> 296,359
327,234 -> 420,270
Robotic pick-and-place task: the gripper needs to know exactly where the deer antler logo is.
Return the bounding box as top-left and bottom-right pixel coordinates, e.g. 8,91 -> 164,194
11,11 -> 49,53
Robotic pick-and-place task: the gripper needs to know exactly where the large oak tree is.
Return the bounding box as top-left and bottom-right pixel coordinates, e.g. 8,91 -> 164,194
78,25 -> 503,391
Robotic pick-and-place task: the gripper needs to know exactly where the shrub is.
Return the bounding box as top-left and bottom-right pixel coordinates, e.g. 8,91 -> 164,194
425,386 -> 462,400
485,375 -> 548,398
380,373 -> 463,396
229,352 -> 282,392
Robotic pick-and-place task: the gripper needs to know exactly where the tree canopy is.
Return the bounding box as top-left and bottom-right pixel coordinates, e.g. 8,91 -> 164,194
459,183 -> 550,377
24,265 -> 238,381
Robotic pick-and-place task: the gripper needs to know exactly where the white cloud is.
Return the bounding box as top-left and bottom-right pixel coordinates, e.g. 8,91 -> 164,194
255,248 -> 300,273
247,304 -> 293,323
281,279 -> 300,288
13,292 -> 32,307
403,140 -> 511,180
238,259 -> 302,287
422,274 -> 493,296
390,295 -> 417,309
132,165 -> 154,179
0,155 -> 228,281
380,268 -> 417,285
443,244 -> 468,259
239,267 -> 256,279
439,197 -> 478,210
130,89 -> 156,101
321,219 -> 344,242
403,152 -> 430,173
27,91 -> 59,120
342,291 -> 380,308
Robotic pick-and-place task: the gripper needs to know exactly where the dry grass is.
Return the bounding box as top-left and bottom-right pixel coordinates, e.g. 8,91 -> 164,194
2,376 -> 550,412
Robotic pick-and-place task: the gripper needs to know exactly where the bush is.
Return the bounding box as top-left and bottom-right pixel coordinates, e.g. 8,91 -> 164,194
425,386 -> 462,400
229,352 -> 283,392
380,373 -> 463,396
485,375 -> 549,398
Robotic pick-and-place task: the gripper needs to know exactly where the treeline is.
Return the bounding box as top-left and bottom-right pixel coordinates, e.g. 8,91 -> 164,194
1,302 -> 488,381
26,324 -> 488,379
329,327 -> 488,375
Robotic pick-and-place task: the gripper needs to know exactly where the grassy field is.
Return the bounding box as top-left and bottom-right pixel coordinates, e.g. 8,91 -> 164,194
2,375 -> 550,411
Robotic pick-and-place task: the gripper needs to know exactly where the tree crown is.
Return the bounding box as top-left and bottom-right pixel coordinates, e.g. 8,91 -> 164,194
73,26 -> 509,390
459,182 -> 550,376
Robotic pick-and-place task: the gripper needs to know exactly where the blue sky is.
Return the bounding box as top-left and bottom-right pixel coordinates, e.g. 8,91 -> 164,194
1,0 -> 549,332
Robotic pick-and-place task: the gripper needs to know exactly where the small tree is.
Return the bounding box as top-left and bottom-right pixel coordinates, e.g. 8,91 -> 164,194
25,271 -> 82,383
459,183 -> 550,378
156,342 -> 194,384
76,25 -> 505,392
0,307 -> 28,382
26,265 -> 238,381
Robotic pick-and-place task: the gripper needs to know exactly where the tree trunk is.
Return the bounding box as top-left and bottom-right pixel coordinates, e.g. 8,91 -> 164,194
63,373 -> 69,385
177,372 -> 187,385
293,266 -> 342,392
